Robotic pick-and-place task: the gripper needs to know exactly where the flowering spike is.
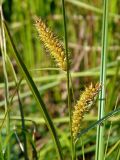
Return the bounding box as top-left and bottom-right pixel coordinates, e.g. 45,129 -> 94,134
34,16 -> 67,71
72,83 -> 101,139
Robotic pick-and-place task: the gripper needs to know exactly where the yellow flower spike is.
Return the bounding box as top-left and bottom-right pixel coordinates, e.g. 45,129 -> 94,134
72,83 -> 101,139
34,16 -> 67,71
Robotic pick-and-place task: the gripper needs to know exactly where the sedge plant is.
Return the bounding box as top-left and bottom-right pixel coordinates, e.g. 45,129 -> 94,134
1,0 -> 120,159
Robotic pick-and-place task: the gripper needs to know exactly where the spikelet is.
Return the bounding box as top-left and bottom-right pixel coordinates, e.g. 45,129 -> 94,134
34,16 -> 67,71
72,83 -> 101,139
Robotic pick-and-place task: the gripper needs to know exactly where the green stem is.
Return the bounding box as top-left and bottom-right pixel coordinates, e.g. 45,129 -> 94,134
81,138 -> 85,160
61,0 -> 75,159
0,5 -> 10,160
95,0 -> 109,160
18,91 -> 29,160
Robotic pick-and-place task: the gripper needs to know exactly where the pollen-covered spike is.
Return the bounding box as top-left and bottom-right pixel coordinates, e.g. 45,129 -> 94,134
72,83 -> 101,139
34,16 -> 67,71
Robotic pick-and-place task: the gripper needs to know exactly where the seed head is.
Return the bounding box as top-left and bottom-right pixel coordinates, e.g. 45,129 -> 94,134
72,83 -> 101,139
34,16 -> 67,71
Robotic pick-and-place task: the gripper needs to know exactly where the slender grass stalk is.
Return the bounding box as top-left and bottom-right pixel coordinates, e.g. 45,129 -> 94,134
6,45 -> 29,159
106,139 -> 120,158
0,137 -> 4,160
0,5 -> 10,160
24,132 -> 38,160
25,3 -> 34,68
81,138 -> 85,160
70,74 -> 75,106
61,0 -> 75,159
104,118 -> 112,160
104,99 -> 118,160
17,91 -> 29,160
116,145 -> 120,160
95,1 -> 109,159
107,58 -> 120,110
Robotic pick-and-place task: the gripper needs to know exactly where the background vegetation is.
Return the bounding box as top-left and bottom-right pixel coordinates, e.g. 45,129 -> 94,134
0,0 -> 120,159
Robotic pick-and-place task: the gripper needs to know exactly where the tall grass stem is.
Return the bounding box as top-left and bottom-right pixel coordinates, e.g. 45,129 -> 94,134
95,0 -> 109,160
0,5 -> 10,160
61,0 -> 75,159
18,91 -> 29,160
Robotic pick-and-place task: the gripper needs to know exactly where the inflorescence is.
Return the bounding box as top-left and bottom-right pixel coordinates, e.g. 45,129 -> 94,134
34,16 -> 67,71
72,83 -> 101,139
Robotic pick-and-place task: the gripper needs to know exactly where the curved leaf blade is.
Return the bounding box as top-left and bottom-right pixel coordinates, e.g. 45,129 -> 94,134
3,20 -> 63,160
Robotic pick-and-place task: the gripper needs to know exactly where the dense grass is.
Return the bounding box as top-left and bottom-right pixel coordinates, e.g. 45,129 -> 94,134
0,0 -> 120,160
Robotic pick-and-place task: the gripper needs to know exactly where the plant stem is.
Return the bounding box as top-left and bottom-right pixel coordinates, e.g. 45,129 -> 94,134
0,5 -> 10,160
95,0 -> 109,160
61,0 -> 75,159
81,138 -> 85,160
18,91 -> 29,160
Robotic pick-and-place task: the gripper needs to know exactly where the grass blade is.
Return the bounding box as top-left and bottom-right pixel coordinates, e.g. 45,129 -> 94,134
76,107 -> 120,142
0,140 -> 4,160
3,20 -> 63,160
